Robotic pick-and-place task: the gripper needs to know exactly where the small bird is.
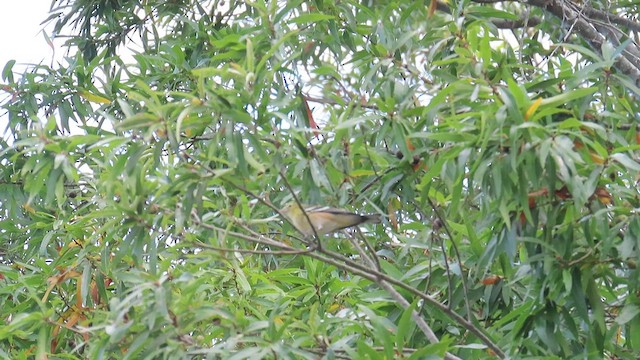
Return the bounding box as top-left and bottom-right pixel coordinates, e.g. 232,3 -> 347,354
281,202 -> 381,237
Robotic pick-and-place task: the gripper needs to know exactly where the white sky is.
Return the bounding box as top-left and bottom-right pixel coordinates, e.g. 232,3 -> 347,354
0,1 -> 62,134
0,1 -> 58,73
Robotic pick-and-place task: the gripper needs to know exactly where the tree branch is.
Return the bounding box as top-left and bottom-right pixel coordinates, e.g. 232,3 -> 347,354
492,17 -> 542,28
436,0 -> 640,86
526,0 -> 640,86
579,5 -> 640,33
346,233 -> 461,359
436,0 -> 542,29
189,212 -> 506,358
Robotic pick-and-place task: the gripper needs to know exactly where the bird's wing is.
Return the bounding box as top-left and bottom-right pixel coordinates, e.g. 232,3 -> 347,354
304,206 -> 356,215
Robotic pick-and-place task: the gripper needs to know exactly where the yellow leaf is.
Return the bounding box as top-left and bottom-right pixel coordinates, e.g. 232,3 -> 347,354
68,239 -> 84,248
78,90 -> 111,104
525,98 -> 542,121
590,152 -> 606,165
23,203 -> 35,214
350,169 -> 375,177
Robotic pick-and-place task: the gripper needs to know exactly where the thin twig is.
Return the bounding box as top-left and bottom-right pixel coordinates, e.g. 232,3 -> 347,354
377,280 -> 462,360
434,232 -> 454,309
193,241 -> 312,255
354,228 -> 382,272
424,196 -> 473,322
278,168 -> 322,250
347,231 -> 462,360
310,248 -> 505,358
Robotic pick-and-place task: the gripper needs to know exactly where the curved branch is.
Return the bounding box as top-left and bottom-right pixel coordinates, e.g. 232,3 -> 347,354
310,247 -> 506,358
190,216 -> 506,358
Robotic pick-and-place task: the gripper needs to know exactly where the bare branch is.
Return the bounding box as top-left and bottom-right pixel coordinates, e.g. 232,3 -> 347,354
579,5 -> 640,33
492,17 -> 542,28
192,241 -> 313,255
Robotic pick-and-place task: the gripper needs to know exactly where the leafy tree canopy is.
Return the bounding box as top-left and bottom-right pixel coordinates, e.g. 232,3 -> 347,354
1,0 -> 640,358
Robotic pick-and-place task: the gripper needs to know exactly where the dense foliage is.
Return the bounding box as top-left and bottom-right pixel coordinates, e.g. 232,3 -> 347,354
1,0 -> 640,358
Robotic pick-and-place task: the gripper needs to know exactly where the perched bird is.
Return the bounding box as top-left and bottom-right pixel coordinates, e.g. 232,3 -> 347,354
281,202 -> 381,237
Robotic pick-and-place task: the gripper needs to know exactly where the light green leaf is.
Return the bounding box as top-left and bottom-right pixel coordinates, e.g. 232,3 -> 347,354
616,304 -> 640,325
610,153 -> 640,171
288,13 -> 335,24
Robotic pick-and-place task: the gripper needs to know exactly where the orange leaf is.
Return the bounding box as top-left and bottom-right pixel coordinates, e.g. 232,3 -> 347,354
594,187 -> 613,205
527,187 -> 549,208
428,0 -> 438,17
301,95 -> 320,139
555,186 -> 571,200
527,188 -> 549,198
406,137 -> 416,151
481,275 -> 502,285
43,269 -> 82,302
387,201 -> 399,232
519,211 -> 527,225
76,276 -> 84,309
51,336 -> 59,353
91,280 -> 100,305
303,41 -> 315,55
65,310 -> 82,329
412,161 -> 427,172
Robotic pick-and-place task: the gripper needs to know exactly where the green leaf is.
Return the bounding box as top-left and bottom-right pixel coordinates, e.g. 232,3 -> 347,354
409,132 -> 476,142
407,341 -> 451,359
310,158 -> 332,190
467,6 -> 520,20
396,300 -> 418,354
610,153 -> 640,171
539,87 -> 598,108
288,13 -> 335,24
2,59 -> 15,82
616,304 -> 640,325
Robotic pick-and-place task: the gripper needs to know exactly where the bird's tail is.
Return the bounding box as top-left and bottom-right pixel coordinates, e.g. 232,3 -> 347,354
363,214 -> 382,224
